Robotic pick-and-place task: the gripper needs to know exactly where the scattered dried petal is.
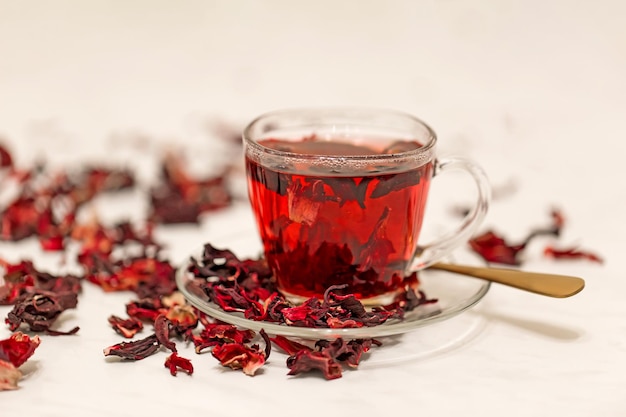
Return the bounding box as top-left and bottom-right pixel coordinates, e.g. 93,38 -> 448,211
544,246 -> 603,264
103,334 -> 160,360
270,335 -> 312,356
5,290 -> 79,334
0,332 -> 41,367
469,209 -> 569,265
108,315 -> 144,338
469,230 -> 524,265
259,329 -> 271,360
212,342 -> 266,376
85,257 -> 176,297
191,322 -> 255,353
286,349 -> 342,380
154,314 -> 177,352
149,153 -> 231,224
165,304 -> 199,333
0,143 -> 14,169
0,360 -> 22,391
164,352 -> 194,376
126,298 -> 168,322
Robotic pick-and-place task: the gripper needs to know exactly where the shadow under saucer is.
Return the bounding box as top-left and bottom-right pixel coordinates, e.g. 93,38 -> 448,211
360,306 -> 489,368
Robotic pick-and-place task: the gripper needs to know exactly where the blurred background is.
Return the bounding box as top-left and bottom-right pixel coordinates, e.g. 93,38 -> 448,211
1,0 -> 625,246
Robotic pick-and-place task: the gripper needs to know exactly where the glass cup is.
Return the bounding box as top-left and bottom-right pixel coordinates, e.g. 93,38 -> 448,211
243,108 -> 490,304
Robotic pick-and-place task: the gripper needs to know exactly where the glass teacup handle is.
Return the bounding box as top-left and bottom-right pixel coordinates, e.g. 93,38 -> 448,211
412,157 -> 491,270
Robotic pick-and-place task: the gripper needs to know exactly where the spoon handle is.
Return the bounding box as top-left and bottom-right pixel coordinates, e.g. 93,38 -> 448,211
430,263 -> 585,298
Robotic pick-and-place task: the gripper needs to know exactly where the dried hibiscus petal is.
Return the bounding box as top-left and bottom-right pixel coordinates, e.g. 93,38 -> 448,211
85,257 -> 176,297
186,245 -> 433,330
154,314 -> 177,352
1,161 -> 135,244
544,246 -> 603,264
286,349 -> 343,380
165,304 -> 199,333
0,360 -> 22,391
382,284 -> 437,315
149,153 -> 231,224
1,260 -> 82,305
259,329 -> 271,360
370,170 -> 422,199
191,322 -> 255,353
469,209 -> 565,265
316,338 -> 380,368
0,143 -> 14,169
323,177 -> 371,208
0,261 -> 36,305
0,332 -> 41,391
1,196 -> 42,241
80,167 -> 135,195
164,352 -> 193,376
469,230 -> 525,265
103,334 -> 160,360
269,335 -> 312,356
126,298 -> 168,322
281,298 -> 327,327
211,342 -> 266,376
5,290 -> 79,335
0,332 -> 41,368
211,285 -> 257,313
108,315 -> 144,338
284,337 -> 381,379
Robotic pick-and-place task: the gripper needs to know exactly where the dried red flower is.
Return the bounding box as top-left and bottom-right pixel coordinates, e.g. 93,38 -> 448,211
164,352 -> 194,376
468,231 -> 524,265
149,153 -> 231,224
286,350 -> 343,380
0,332 -> 41,391
0,332 -> 41,368
0,261 -> 36,305
154,314 -> 177,352
6,290 -> 79,335
103,334 -> 160,361
469,209 -> 565,265
1,259 -> 81,306
1,195 -> 43,241
211,342 -> 266,376
544,246 -> 603,264
283,337 -> 381,380
126,298 -> 168,322
186,244 -> 431,331
164,304 -> 199,334
0,163 -> 135,244
0,360 -> 22,391
85,257 -> 176,297
190,322 -> 255,353
269,335 -> 312,356
0,143 -> 13,169
80,167 -> 135,196
316,338 -> 380,368
108,315 -> 144,338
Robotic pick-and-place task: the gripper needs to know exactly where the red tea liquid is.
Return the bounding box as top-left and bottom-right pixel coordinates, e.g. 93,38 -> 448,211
246,138 -> 433,302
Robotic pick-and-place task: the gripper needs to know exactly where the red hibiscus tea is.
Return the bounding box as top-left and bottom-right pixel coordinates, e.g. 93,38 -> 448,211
243,108 -> 490,304
246,137 -> 433,303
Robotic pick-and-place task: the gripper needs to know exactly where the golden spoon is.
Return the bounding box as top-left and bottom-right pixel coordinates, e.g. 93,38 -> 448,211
430,263 -> 585,298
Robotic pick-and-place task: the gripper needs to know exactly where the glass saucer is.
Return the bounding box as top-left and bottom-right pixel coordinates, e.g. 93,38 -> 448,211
176,249 -> 490,340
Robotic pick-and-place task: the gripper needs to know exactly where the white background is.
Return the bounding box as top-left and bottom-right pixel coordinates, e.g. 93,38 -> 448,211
1,1 -> 625,416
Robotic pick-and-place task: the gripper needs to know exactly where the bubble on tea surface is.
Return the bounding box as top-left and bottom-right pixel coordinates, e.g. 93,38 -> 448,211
382,140 -> 422,154
262,139 -> 378,156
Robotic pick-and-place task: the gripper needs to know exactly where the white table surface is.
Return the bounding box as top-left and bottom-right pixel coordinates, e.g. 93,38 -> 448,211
1,1 -> 625,416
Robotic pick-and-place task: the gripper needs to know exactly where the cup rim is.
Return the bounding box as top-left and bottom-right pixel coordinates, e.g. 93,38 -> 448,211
242,106 -> 437,162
